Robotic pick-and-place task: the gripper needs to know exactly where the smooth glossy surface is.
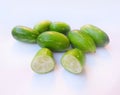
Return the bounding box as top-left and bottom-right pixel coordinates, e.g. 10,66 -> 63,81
68,30 -> 96,53
80,24 -> 110,47
0,0 -> 120,95
50,21 -> 70,34
33,20 -> 51,33
12,26 -> 39,43
37,31 -> 70,51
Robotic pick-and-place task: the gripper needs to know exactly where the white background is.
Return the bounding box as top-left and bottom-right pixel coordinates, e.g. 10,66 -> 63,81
0,0 -> 120,95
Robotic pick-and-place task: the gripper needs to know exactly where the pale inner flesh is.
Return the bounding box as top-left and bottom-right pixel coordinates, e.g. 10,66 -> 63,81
62,55 -> 82,73
31,55 -> 55,73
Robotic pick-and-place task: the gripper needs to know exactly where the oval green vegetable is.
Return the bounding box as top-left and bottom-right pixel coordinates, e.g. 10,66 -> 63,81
80,24 -> 110,47
37,31 -> 70,51
68,30 -> 96,53
33,20 -> 52,34
49,22 -> 70,34
31,48 -> 55,74
12,26 -> 39,43
61,48 -> 85,74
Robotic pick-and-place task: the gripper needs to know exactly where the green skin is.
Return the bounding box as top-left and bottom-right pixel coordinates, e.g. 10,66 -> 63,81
31,48 -> 55,74
49,22 -> 71,34
37,31 -> 70,52
61,48 -> 85,74
33,20 -> 52,34
80,24 -> 110,47
12,26 -> 39,43
34,48 -> 53,58
68,30 -> 96,53
62,48 -> 85,66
